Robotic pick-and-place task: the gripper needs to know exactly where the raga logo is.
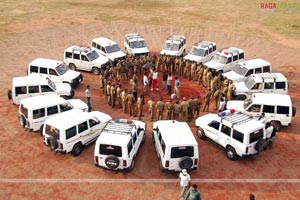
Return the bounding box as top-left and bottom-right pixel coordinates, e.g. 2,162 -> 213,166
260,2 -> 276,9
260,2 -> 300,11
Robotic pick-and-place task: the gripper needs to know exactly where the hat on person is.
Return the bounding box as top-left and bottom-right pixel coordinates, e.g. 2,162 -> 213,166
182,169 -> 187,175
183,97 -> 186,101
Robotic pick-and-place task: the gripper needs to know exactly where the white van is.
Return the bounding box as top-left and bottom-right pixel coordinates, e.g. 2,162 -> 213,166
94,119 -> 146,172
8,76 -> 74,105
28,58 -> 83,87
223,59 -> 272,82
19,94 -> 88,134
91,37 -> 126,63
184,40 -> 217,64
152,120 -> 199,172
226,93 -> 296,130
124,33 -> 149,57
233,73 -> 288,100
43,109 -> 112,156
160,35 -> 186,57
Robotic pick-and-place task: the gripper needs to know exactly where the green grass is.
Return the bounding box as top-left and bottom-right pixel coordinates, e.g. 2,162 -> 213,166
0,0 -> 299,40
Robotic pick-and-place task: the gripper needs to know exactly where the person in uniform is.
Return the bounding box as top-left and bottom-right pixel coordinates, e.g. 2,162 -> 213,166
110,83 -> 116,108
194,96 -> 202,117
202,89 -> 213,112
126,90 -> 135,116
202,65 -> 208,88
188,96 -> 195,121
190,61 -> 197,81
116,84 -> 122,108
137,94 -> 143,120
174,77 -> 181,99
121,89 -> 127,113
156,96 -> 165,120
165,98 -> 174,120
213,86 -> 221,110
99,73 -> 104,94
148,96 -> 155,121
106,82 -> 111,105
206,69 -> 213,90
227,80 -> 236,100
180,97 -> 189,122
173,99 -> 181,121
197,64 -> 204,86
132,80 -> 138,102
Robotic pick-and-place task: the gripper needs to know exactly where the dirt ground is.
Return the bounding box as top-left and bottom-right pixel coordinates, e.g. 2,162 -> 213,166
0,20 -> 300,200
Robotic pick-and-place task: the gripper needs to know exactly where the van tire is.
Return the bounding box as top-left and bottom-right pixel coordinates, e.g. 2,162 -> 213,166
49,137 -> 59,151
105,155 -> 120,170
179,156 -> 193,169
255,138 -> 267,152
226,146 -> 238,161
197,127 -> 206,139
19,115 -> 26,128
92,67 -> 100,75
72,143 -> 83,157
271,121 -> 281,131
7,90 -> 12,100
69,63 -> 76,71
39,124 -> 44,136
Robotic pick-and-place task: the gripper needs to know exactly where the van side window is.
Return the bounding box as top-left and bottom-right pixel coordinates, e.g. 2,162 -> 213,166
78,121 -> 88,133
249,104 -> 261,112
33,108 -> 45,119
40,67 -> 48,74
66,126 -> 77,139
246,69 -> 254,76
101,47 -> 106,53
81,55 -> 88,62
208,120 -> 220,130
96,44 -> 101,50
264,82 -> 274,89
276,82 -> 286,89
73,53 -> 80,60
262,66 -> 270,72
213,45 -> 216,51
16,86 -> 27,95
256,68 -> 262,73
232,130 -> 244,143
221,125 -> 231,136
277,106 -> 289,114
47,106 -> 58,116
28,86 -> 39,94
49,69 -> 58,76
208,47 -> 212,53
262,105 -> 275,113
89,119 -> 98,128
30,66 -> 38,73
232,55 -> 238,61
239,53 -> 244,59
41,85 -> 53,92
252,83 -> 263,90
91,42 -> 96,48
226,57 -> 232,64
127,139 -> 133,155
65,52 -> 72,58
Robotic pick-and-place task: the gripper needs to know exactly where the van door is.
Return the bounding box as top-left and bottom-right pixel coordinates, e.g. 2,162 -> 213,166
28,85 -> 40,98
246,104 -> 262,118
77,120 -> 91,145
262,105 -> 275,122
48,69 -> 60,83
40,85 -> 55,95
205,120 -> 220,141
276,105 -> 291,126
80,55 -> 91,71
218,124 -> 231,148
14,86 -> 28,104
263,82 -> 275,93
127,139 -> 135,167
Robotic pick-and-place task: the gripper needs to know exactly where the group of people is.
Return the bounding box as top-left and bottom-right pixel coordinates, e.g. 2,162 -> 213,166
94,53 -> 238,122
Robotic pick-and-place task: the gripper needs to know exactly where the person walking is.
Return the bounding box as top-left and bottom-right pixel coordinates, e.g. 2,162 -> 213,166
85,85 -> 91,111
156,96 -> 164,120
174,76 -> 182,99
185,184 -> 201,200
176,169 -> 191,200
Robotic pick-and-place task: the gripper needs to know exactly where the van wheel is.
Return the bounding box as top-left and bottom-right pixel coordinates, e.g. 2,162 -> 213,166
255,138 -> 267,152
226,146 -> 238,161
197,127 -> 206,139
49,137 -> 59,151
236,95 -> 246,100
128,160 -> 135,172
271,121 -> 281,131
69,64 -> 76,71
179,156 -> 193,169
92,67 -> 100,75
19,115 -> 26,128
39,124 -> 44,136
7,89 -> 12,100
105,155 -> 120,170
141,133 -> 146,145
72,143 -> 83,157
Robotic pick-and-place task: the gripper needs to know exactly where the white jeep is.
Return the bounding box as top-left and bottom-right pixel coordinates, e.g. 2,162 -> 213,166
184,40 -> 217,64
205,47 -> 245,74
43,109 -> 112,156
152,120 -> 199,172
233,72 -> 288,100
160,35 -> 186,57
64,46 -> 110,75
124,33 -> 149,57
195,110 -> 267,160
94,119 -> 146,172
222,59 -> 272,82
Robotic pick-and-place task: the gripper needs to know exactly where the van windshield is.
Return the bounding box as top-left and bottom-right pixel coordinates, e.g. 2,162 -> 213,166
232,64 -> 247,75
87,50 -> 100,61
45,124 -> 60,139
164,42 -> 179,51
55,63 -> 69,75
130,40 -> 146,48
100,144 -> 122,157
244,76 -> 256,89
171,146 -> 194,158
105,44 -> 121,54
189,47 -> 207,57
212,54 -> 227,64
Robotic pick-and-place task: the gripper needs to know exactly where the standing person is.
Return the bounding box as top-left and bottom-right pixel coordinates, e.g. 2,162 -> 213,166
126,90 -> 135,116
180,97 -> 189,122
143,72 -> 149,93
116,84 -> 122,108
162,70 -> 168,91
147,96 -> 155,121
132,80 -> 138,102
176,169 -> 191,200
156,96 -> 165,120
106,82 -> 111,105
167,72 -> 173,95
165,98 -> 174,120
152,68 -> 159,91
227,80 -> 235,100
173,99 -> 181,121
188,96 -> 195,121
202,89 -> 213,112
213,87 -> 221,110
174,76 -> 182,99
148,68 -> 153,88
121,89 -> 127,113
110,83 -> 116,108
194,96 -> 201,117
218,93 -> 227,112
137,94 -> 143,120
85,85 -> 91,111
185,184 -> 201,200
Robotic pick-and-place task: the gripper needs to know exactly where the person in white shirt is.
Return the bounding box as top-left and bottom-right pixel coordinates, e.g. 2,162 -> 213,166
143,72 -> 149,93
151,68 -> 159,91
177,169 -> 191,200
85,85 -> 91,111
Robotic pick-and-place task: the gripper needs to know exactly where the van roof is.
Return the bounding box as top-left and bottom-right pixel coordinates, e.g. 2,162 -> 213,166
238,59 -> 271,69
219,47 -> 244,58
125,33 -> 145,42
166,35 -> 185,44
20,94 -> 65,110
154,120 -> 198,147
251,93 -> 292,106
65,45 -> 93,54
29,58 -> 62,69
13,76 -> 49,86
91,37 -> 117,47
250,72 -> 287,82
193,41 -> 216,49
